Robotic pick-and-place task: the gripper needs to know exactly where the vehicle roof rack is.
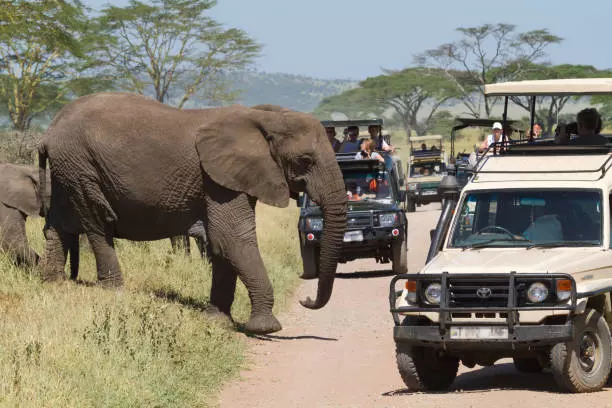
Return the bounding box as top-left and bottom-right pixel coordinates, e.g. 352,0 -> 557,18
321,119 -> 383,128
472,141 -> 612,180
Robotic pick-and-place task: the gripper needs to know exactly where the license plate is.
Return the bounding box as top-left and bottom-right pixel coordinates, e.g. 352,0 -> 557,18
343,230 -> 363,242
421,190 -> 436,196
450,326 -> 508,340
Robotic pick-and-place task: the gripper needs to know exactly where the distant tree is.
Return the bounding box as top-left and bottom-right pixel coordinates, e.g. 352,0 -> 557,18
416,24 -> 562,118
312,87 -> 385,120
0,0 -> 99,131
589,70 -> 612,130
93,0 -> 262,107
358,67 -> 460,137
427,110 -> 455,137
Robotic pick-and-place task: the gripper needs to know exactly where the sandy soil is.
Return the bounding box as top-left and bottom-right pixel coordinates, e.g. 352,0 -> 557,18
219,203 -> 612,408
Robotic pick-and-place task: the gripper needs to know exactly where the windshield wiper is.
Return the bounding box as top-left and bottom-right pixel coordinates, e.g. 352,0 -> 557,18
462,238 -> 531,250
526,240 -> 599,249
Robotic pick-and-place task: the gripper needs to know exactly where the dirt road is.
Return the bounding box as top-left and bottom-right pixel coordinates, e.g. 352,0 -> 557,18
219,204 -> 612,408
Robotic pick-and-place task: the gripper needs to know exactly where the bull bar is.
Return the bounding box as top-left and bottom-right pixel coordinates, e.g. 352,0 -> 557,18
390,272 -> 579,345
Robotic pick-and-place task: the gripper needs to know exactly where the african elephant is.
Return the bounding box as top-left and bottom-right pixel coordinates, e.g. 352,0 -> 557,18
0,163 -> 49,266
38,92 -> 347,335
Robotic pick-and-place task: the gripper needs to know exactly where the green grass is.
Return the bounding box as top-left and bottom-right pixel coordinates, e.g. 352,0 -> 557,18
0,204 -> 301,407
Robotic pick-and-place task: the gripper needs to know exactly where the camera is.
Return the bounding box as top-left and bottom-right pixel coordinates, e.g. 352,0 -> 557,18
565,122 -> 578,135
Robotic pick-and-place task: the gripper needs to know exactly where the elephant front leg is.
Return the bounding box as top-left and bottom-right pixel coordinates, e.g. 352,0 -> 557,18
86,231 -> 123,288
206,195 -> 282,335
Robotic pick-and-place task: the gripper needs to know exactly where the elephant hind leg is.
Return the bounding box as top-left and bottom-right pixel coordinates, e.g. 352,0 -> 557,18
86,230 -> 123,288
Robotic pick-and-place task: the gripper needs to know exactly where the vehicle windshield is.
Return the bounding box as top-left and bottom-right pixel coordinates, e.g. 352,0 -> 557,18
306,168 -> 393,206
449,189 -> 602,248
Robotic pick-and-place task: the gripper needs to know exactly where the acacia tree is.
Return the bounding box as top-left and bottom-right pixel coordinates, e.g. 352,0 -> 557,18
0,0 -> 93,130
415,24 -> 562,118
94,0 -> 262,108
312,87 -> 386,120
358,67 -> 459,136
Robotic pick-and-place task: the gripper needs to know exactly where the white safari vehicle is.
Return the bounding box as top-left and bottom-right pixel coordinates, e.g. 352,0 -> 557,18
390,78 -> 612,393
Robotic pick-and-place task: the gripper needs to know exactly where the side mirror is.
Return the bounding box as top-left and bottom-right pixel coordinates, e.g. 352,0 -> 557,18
400,190 -> 407,203
297,194 -> 304,207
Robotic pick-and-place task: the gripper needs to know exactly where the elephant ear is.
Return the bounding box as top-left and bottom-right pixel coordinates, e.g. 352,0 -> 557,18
0,164 -> 41,216
195,107 -> 290,208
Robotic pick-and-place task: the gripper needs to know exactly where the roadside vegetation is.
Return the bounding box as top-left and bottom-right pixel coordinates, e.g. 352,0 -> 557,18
0,204 -> 301,407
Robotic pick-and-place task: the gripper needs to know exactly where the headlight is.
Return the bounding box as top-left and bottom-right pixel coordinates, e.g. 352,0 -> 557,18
424,282 -> 442,304
527,282 -> 549,303
379,213 -> 398,227
408,183 -> 418,191
305,217 -> 323,231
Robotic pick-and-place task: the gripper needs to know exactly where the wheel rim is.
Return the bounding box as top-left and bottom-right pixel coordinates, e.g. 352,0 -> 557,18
578,331 -> 600,373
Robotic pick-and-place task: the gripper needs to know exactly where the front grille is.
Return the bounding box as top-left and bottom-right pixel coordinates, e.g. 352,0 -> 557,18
346,214 -> 372,228
448,278 -> 509,307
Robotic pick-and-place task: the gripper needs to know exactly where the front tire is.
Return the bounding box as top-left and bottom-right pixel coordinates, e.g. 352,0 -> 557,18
406,196 -> 416,213
550,308 -> 612,393
300,245 -> 319,280
396,343 -> 459,391
392,237 -> 407,275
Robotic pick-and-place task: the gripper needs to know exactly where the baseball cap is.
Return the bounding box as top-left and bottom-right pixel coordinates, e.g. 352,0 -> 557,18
492,122 -> 503,130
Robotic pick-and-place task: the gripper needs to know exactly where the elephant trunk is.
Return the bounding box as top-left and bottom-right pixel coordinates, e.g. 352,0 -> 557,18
300,165 -> 347,310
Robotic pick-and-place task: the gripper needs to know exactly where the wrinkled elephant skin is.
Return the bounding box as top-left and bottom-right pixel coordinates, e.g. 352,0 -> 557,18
0,163 -> 51,267
38,93 -> 347,334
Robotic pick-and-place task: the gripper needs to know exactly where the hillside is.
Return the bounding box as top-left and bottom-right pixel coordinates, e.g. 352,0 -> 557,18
216,71 -> 358,112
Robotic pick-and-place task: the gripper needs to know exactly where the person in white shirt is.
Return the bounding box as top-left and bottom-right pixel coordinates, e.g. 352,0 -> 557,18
368,125 -> 395,153
478,122 -> 504,153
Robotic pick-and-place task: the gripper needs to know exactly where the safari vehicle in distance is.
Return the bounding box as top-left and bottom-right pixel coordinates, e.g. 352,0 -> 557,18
406,135 -> 446,212
390,78 -> 612,394
298,124 -> 408,276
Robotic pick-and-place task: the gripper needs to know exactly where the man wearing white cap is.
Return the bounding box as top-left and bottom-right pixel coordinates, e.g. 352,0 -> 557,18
478,121 -> 504,153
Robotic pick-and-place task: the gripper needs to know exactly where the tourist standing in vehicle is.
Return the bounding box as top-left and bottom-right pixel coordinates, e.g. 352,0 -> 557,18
325,126 -> 341,152
338,126 -> 360,153
531,123 -> 543,139
368,125 -> 395,153
478,122 -> 504,153
569,108 -> 608,146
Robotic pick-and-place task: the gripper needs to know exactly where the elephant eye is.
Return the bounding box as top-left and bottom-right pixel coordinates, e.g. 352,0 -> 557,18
294,155 -> 313,173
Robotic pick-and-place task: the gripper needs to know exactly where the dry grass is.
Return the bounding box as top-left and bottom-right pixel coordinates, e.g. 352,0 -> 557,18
0,204 -> 301,407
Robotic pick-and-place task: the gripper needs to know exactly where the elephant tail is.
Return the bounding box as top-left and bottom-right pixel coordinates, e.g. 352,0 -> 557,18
38,144 -> 49,218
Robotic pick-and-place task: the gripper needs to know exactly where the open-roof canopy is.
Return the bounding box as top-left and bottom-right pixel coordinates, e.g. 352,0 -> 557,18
320,119 -> 383,128
485,78 -> 612,97
409,135 -> 443,141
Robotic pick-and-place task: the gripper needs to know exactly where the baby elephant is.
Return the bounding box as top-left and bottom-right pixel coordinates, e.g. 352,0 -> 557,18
0,163 -> 49,266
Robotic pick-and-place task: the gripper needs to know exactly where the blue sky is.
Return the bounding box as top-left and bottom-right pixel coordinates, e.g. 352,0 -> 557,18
86,0 -> 612,80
